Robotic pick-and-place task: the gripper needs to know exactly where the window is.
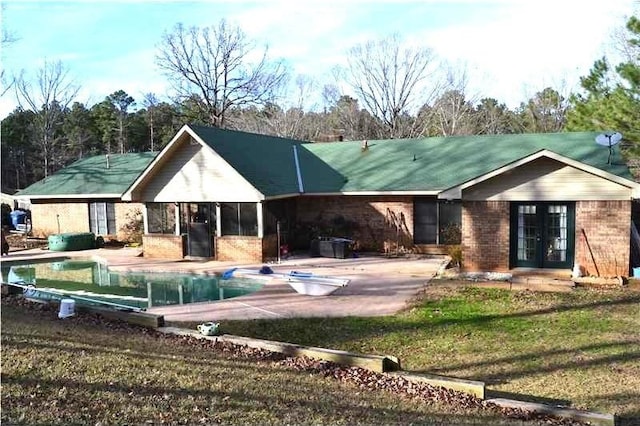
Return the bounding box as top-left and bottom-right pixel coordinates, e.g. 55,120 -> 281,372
414,199 -> 437,244
438,201 -> 462,244
147,203 -> 176,234
221,202 -> 258,236
89,202 -> 116,235
413,198 -> 461,244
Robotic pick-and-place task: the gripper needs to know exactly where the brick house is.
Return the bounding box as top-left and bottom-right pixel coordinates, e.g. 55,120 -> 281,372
16,153 -> 156,242
120,125 -> 639,277
20,124 -> 640,277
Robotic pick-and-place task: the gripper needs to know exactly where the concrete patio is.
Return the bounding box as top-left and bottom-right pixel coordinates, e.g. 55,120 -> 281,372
1,247 -> 446,322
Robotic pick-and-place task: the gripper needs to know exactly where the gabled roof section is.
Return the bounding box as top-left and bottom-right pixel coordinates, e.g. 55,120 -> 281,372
439,149 -> 640,199
16,153 -> 157,199
122,124 -> 309,201
299,132 -> 635,193
187,125 -> 304,197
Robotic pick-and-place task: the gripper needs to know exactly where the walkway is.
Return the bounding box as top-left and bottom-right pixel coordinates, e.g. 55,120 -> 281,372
1,247 -> 446,322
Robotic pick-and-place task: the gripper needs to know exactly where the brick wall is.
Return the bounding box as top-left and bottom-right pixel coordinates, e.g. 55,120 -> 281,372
143,234 -> 184,259
30,202 -> 90,238
461,201 -> 510,272
30,201 -> 144,242
576,200 -> 630,277
216,236 -> 263,262
296,195 -> 415,252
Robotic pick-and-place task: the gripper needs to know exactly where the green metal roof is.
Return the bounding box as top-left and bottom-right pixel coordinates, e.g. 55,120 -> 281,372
189,125 -> 302,197
17,152 -> 157,197
298,132 -> 634,193
21,128 -> 635,200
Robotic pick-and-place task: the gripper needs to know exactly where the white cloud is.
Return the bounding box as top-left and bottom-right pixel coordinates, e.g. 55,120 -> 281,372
417,0 -> 634,106
1,0 -> 636,119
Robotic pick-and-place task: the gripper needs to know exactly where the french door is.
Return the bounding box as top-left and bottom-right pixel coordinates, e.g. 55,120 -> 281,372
510,203 -> 575,269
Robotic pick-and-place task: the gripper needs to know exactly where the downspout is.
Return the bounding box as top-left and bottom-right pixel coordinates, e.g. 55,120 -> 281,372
293,145 -> 304,193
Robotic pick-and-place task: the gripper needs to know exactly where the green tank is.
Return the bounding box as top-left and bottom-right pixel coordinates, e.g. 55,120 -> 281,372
48,233 -> 96,251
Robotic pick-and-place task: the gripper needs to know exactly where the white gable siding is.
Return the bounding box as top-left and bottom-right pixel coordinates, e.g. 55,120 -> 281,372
140,140 -> 263,202
462,157 -> 631,201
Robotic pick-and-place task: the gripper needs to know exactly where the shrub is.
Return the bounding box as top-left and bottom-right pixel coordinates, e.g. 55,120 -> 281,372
447,244 -> 463,268
120,208 -> 143,244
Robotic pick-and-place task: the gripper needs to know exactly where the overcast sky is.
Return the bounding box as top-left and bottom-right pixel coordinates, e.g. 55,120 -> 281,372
0,0 -> 636,119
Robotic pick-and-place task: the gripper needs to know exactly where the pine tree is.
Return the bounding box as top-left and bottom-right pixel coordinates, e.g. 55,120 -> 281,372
567,15 -> 640,155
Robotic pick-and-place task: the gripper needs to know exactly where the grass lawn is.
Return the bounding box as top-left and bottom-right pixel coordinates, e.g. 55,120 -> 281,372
2,296 -> 568,426
210,283 -> 640,424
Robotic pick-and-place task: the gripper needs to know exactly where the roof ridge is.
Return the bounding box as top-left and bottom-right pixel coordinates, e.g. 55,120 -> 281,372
188,123 -> 304,145
300,131 -> 603,146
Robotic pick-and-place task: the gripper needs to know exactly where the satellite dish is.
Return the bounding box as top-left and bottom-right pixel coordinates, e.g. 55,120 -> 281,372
595,132 -> 622,164
595,132 -> 622,147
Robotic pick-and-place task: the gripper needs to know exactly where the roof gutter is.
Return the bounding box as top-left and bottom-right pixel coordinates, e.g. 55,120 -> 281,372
293,145 -> 304,193
18,193 -> 123,200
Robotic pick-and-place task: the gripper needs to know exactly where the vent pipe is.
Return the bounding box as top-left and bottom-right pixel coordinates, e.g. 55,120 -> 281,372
361,140 -> 368,151
105,154 -> 110,169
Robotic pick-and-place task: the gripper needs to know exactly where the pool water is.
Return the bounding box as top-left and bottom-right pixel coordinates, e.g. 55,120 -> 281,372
1,259 -> 264,310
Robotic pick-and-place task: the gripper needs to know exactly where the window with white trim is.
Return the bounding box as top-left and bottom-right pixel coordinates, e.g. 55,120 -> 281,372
89,202 -> 116,235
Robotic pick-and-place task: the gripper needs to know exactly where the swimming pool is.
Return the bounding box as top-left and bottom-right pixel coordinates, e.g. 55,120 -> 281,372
1,258 -> 265,310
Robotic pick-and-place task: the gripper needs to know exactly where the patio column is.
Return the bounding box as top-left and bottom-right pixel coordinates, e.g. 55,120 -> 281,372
142,204 -> 149,234
174,202 -> 180,236
215,203 -> 221,237
257,202 -> 264,238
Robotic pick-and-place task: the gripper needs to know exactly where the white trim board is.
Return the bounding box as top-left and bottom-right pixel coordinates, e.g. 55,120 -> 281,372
438,149 -> 640,200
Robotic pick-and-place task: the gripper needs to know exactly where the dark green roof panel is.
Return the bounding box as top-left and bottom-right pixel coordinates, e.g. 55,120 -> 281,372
189,125 -> 302,197
299,132 -> 633,192
17,153 -> 157,197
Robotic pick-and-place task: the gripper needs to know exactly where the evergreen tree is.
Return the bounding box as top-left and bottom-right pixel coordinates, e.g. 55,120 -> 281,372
567,15 -> 640,154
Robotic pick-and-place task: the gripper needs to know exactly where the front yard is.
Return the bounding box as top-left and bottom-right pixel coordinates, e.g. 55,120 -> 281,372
3,282 -> 639,424
217,284 -> 640,424
2,294 -> 577,426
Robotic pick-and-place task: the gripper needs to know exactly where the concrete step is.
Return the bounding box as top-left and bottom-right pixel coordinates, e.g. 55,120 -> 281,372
510,268 -> 575,288
510,275 -> 575,287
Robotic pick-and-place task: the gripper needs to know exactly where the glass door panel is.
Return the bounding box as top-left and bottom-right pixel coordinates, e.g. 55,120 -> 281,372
516,205 -> 539,266
544,205 -> 568,265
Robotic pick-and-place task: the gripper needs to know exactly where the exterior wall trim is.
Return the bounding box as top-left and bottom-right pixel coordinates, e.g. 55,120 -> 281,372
440,150 -> 640,199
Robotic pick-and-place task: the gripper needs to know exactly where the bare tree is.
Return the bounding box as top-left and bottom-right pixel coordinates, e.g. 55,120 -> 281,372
422,67 -> 477,136
156,20 -> 289,128
340,33 -> 439,138
142,92 -> 159,151
1,11 -> 18,97
15,60 -> 79,177
474,98 -> 520,135
254,75 -> 317,139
